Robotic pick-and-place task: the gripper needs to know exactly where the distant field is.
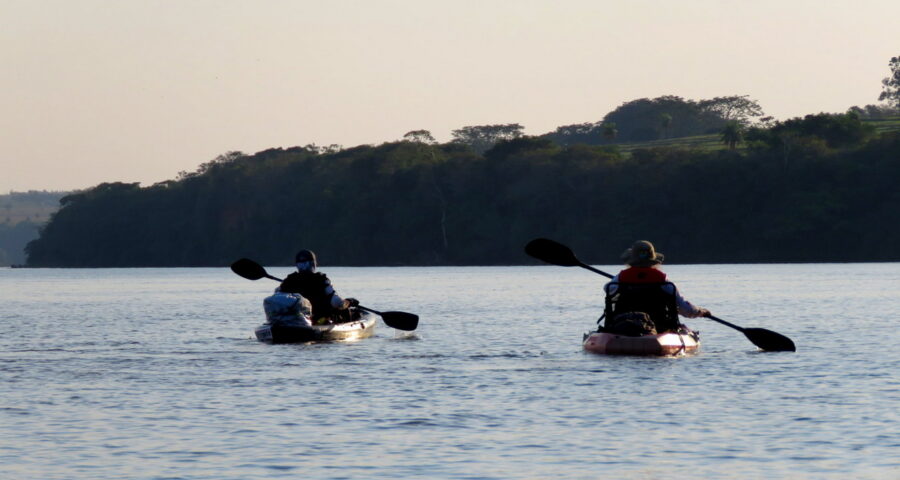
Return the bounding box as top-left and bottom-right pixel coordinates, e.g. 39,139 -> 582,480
1,206 -> 56,225
614,116 -> 900,154
616,134 -> 723,153
865,116 -> 900,133
1,192 -> 65,226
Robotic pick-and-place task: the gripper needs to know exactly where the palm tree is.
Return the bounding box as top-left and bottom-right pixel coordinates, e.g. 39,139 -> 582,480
602,122 -> 618,142
720,121 -> 744,150
659,113 -> 672,139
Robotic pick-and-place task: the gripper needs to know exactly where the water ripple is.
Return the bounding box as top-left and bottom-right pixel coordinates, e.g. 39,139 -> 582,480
2,265 -> 899,479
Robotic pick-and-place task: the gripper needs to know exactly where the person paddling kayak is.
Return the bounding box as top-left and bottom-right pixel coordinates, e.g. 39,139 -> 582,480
602,240 -> 711,334
278,249 -> 358,324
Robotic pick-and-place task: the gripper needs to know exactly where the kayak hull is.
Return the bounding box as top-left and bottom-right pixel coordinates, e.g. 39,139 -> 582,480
255,311 -> 378,344
582,327 -> 700,356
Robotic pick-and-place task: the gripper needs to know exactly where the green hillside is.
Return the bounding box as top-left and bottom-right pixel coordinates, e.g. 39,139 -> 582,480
616,116 -> 900,154
865,116 -> 900,134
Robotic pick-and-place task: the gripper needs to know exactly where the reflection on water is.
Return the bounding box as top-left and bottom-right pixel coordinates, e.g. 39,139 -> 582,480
1,264 -> 899,479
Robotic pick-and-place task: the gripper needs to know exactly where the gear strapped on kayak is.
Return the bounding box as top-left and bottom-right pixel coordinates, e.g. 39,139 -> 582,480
603,281 -> 681,334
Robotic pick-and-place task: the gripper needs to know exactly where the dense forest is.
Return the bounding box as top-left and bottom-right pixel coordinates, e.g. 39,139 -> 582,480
24,104 -> 900,267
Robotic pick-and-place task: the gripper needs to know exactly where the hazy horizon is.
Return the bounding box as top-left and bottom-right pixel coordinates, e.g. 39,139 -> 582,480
2,0 -> 898,193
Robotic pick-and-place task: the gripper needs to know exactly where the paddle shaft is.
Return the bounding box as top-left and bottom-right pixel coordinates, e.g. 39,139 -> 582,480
577,262 -> 614,279
706,314 -> 745,333
356,305 -> 385,316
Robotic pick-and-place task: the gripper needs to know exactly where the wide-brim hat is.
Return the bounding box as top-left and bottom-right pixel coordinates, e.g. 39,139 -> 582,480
622,240 -> 664,267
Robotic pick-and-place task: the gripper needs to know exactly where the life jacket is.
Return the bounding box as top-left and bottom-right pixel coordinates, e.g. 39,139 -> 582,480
617,267 -> 667,283
604,267 -> 679,332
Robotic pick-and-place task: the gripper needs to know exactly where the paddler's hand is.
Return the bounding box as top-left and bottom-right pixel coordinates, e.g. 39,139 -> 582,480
698,308 -> 712,317
346,297 -> 359,307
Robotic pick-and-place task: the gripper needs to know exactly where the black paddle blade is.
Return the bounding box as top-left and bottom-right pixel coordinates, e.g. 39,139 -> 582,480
525,238 -> 581,267
743,328 -> 796,352
380,311 -> 419,331
230,258 -> 267,280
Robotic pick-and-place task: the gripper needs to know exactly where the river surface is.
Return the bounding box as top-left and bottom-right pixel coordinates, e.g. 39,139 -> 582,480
1,264 -> 898,479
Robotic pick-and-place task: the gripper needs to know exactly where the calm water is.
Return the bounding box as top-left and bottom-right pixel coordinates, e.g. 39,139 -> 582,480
1,264 -> 898,479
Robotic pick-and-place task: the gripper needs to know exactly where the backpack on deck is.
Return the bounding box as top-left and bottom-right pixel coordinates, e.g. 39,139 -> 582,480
608,311 -> 657,336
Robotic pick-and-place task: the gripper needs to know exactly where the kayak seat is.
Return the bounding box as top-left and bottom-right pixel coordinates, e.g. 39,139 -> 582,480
605,281 -> 680,333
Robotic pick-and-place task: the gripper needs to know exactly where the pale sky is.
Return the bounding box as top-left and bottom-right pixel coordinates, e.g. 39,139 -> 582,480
1,0 -> 898,193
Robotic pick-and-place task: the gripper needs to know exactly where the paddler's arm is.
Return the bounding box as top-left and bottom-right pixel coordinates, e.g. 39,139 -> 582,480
664,284 -> 711,318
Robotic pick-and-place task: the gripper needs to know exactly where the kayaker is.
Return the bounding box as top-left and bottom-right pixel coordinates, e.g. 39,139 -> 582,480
603,240 -> 710,333
278,249 -> 358,324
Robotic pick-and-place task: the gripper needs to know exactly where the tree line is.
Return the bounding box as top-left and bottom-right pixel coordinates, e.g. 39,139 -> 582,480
24,111 -> 900,267
543,95 -> 766,147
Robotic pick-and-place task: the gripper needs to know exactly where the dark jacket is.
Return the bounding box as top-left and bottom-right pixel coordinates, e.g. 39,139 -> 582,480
279,271 -> 345,321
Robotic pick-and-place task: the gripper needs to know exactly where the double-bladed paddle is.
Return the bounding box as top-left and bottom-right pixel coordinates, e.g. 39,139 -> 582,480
524,238 -> 796,352
230,258 -> 419,331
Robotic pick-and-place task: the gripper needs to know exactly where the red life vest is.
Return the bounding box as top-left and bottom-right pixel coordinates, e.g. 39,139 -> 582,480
617,267 -> 667,283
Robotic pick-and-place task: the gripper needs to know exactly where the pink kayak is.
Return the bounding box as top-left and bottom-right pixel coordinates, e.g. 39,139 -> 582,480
582,327 -> 700,356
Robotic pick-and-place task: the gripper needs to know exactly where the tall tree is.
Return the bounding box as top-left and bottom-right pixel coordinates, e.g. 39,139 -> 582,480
403,130 -> 436,144
602,122 -> 618,141
451,123 -> 524,154
602,96 -> 720,142
720,121 -> 744,149
847,104 -> 900,119
879,55 -> 900,109
542,123 -> 600,146
659,113 -> 673,139
699,95 -> 765,125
